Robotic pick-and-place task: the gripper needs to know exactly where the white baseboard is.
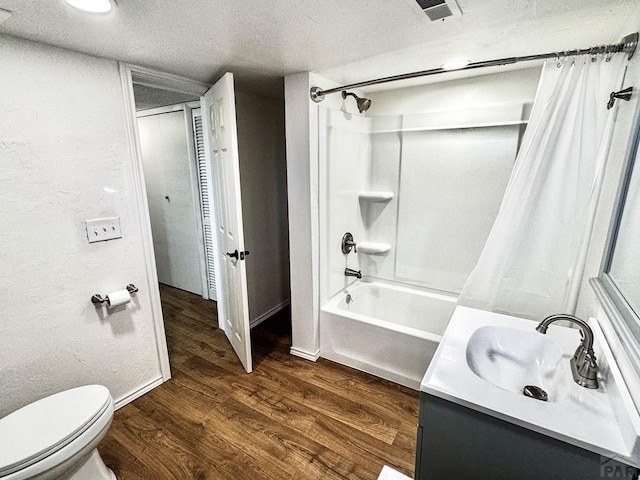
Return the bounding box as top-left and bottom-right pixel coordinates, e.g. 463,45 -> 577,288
114,376 -> 165,410
290,346 -> 320,361
250,299 -> 290,329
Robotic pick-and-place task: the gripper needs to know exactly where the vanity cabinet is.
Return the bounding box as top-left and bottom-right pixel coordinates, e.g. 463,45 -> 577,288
415,392 -> 638,480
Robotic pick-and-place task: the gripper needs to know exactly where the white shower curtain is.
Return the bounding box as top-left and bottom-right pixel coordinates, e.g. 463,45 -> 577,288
458,54 -> 627,319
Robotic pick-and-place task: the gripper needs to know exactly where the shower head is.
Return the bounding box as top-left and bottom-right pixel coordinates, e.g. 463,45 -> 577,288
341,91 -> 372,113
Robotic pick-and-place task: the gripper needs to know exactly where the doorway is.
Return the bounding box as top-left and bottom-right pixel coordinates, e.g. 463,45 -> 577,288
134,88 -> 217,300
120,65 -> 291,378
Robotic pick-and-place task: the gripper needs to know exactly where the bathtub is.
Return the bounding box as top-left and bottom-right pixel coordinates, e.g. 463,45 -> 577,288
320,279 -> 457,389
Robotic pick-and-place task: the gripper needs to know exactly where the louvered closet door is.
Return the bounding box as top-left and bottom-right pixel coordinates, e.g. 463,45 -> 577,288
192,109 -> 217,301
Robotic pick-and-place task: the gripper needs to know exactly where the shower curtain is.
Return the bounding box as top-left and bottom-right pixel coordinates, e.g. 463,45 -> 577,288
458,54 -> 627,319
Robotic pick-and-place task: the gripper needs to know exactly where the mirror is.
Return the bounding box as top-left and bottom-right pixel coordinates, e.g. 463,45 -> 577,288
608,138 -> 640,316
596,101 -> 640,374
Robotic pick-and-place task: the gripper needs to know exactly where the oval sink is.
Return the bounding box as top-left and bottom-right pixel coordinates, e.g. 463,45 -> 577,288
466,325 -> 569,401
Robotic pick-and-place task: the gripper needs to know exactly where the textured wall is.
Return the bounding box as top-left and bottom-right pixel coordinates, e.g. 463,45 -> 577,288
0,36 -> 166,416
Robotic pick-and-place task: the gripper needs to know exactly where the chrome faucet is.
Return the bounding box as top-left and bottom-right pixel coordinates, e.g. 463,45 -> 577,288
344,268 -> 362,279
535,314 -> 599,389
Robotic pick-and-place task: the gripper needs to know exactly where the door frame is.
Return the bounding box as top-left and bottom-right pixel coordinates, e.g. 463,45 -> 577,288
118,62 -> 212,381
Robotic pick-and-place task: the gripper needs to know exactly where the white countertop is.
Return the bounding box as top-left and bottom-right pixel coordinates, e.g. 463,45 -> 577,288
421,306 -> 640,467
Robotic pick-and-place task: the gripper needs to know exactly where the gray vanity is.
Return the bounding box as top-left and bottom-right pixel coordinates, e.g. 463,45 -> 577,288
416,306 -> 640,480
415,393 -> 637,479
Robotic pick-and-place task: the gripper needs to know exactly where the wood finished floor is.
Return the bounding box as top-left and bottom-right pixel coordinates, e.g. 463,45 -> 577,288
99,285 -> 419,479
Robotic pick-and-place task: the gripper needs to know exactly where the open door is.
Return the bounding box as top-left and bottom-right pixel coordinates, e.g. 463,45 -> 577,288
201,73 -> 252,373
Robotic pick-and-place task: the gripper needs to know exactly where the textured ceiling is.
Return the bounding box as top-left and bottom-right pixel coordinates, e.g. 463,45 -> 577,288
0,0 -> 638,97
133,84 -> 199,111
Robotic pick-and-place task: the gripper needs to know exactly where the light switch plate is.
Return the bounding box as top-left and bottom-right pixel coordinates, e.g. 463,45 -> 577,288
85,217 -> 122,243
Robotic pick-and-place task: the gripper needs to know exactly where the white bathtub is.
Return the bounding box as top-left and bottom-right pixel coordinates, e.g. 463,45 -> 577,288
320,279 -> 457,389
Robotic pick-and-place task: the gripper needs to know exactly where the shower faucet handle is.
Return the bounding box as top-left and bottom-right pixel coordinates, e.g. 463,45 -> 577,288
341,232 -> 357,254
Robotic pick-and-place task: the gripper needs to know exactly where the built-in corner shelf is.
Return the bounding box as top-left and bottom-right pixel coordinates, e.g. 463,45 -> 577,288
358,242 -> 391,255
358,191 -> 394,203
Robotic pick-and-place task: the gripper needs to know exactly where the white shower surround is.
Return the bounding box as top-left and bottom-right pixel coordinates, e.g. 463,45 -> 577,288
320,279 -> 456,389
318,88 -> 535,387
286,69 -> 542,374
320,103 -> 530,296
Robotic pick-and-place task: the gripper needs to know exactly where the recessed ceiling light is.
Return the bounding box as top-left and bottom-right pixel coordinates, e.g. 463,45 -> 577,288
64,0 -> 115,14
441,60 -> 471,71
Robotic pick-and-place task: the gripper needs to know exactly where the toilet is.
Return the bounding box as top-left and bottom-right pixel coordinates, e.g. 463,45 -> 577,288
0,385 -> 116,480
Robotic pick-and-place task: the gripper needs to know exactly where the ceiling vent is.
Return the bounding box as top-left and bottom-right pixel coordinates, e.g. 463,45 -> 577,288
415,0 -> 462,21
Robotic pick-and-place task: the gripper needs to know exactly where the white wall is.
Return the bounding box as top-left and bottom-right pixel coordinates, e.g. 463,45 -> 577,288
137,109 -> 204,296
285,73 -> 319,359
235,90 -> 290,325
0,36 -> 167,417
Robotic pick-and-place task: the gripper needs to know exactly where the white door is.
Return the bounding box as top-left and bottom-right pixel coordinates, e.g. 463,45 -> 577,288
201,73 -> 252,373
138,110 -> 204,296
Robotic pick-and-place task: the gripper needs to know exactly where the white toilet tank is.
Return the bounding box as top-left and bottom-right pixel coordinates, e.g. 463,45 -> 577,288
0,385 -> 112,477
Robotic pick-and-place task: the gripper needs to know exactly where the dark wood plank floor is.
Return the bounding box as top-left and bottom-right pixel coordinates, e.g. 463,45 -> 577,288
99,285 -> 419,479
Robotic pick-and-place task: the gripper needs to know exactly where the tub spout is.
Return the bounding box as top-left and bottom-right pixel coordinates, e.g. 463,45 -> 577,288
345,268 -> 362,279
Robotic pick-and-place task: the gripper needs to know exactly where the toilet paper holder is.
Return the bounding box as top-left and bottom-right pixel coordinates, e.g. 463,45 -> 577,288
91,284 -> 139,304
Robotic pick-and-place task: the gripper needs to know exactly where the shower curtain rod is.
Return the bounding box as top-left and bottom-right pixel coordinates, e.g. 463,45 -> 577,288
310,32 -> 639,103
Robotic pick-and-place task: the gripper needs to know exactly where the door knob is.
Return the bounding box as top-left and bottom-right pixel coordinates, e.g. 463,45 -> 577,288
226,250 -> 250,260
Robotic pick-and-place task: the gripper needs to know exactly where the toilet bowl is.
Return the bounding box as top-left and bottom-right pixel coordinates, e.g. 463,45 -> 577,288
0,385 -> 116,480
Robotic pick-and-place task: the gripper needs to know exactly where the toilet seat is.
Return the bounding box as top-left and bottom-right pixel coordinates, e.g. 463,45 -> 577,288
0,385 -> 112,477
